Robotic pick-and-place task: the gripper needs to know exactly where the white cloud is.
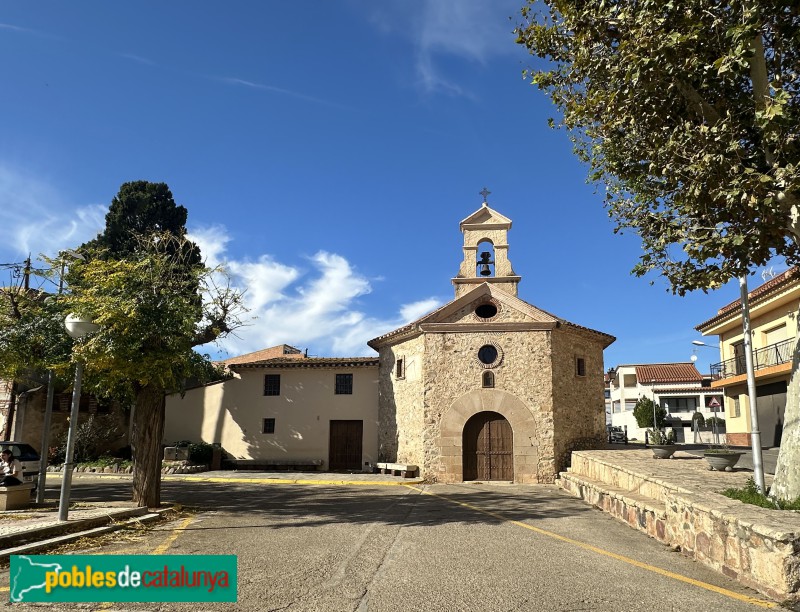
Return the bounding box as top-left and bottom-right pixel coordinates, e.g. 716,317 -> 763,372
187,225 -> 231,267
0,165 -> 106,259
191,224 -> 443,358
365,0 -> 521,96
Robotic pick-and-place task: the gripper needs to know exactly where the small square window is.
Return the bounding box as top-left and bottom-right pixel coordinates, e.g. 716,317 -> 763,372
262,418 -> 276,434
264,374 -> 280,396
576,357 -> 586,377
396,358 -> 405,379
335,373 -> 353,395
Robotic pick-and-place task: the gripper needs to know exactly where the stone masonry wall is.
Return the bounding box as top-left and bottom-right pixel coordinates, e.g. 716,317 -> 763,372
377,335 -> 426,465
549,328 -> 607,473
422,329 -> 554,482
563,450 -> 800,602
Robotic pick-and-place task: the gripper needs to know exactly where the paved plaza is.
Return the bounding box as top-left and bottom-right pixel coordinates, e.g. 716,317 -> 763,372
0,467 -> 782,611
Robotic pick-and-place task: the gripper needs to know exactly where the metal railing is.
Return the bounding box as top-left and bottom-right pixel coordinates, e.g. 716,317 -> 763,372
710,337 -> 794,380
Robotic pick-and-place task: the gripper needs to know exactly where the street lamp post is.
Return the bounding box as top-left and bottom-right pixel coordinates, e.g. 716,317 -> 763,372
58,314 -> 99,522
693,274 -> 767,496
651,379 -> 658,435
739,276 -> 766,494
37,250 -> 84,505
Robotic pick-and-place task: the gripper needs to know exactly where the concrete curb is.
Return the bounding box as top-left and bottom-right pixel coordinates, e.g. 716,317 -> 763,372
167,476 -> 425,486
45,471 -> 425,486
0,507 -> 173,561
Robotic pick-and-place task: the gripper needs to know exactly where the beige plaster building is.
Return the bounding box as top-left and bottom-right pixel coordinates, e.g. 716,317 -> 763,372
696,268 -> 797,447
165,356 -> 379,470
165,200 -> 614,480
368,202 -> 614,483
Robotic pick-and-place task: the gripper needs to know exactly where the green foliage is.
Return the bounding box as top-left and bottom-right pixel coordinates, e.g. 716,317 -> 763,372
722,478 -> 800,510
516,2 -> 800,293
648,428 -> 675,445
706,416 -> 726,427
51,414 -> 124,464
188,442 -> 214,465
632,396 -> 666,429
83,181 -> 200,267
174,440 -> 215,465
63,238 -> 210,399
0,285 -> 72,386
75,456 -> 132,471
691,412 -> 705,427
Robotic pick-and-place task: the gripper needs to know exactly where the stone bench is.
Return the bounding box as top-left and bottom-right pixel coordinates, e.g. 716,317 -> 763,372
234,459 -> 323,472
0,482 -> 35,511
376,462 -> 419,478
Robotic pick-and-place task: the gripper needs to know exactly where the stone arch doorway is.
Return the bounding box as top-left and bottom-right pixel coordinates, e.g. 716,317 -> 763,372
463,411 -> 513,481
438,389 -> 540,484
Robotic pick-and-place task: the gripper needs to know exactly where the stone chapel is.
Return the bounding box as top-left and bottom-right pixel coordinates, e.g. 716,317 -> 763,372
164,197 -> 615,482
368,199 -> 615,483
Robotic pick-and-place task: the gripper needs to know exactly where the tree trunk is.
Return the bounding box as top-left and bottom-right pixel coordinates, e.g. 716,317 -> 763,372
772,211 -> 800,500
131,383 -> 165,507
770,325 -> 800,501
3,382 -> 17,440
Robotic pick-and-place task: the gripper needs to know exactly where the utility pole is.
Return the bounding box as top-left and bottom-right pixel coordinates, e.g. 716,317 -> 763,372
22,256 -> 31,291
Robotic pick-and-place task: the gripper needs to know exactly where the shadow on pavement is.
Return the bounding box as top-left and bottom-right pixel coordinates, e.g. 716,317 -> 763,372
50,480 -> 592,529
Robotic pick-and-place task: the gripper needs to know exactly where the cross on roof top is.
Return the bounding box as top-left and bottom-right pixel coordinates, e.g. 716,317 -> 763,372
479,187 -> 491,203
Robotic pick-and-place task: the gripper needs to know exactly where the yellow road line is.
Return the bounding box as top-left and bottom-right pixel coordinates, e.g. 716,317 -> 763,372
47,472 -> 421,486
406,485 -> 776,609
152,515 -> 195,555
168,476 -> 418,486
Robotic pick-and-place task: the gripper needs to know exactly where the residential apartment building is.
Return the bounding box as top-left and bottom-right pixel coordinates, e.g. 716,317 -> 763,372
696,269 -> 796,447
608,363 -> 723,442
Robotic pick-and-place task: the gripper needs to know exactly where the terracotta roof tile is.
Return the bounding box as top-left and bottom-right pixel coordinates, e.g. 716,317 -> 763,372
220,344 -> 304,367
635,363 -> 702,383
696,268 -> 799,330
230,357 -> 378,370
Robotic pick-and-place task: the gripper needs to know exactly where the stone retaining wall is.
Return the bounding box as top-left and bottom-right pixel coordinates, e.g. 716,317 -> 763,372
561,449 -> 800,602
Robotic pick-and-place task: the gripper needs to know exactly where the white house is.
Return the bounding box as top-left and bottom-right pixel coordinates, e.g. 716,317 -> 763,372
608,363 -> 724,442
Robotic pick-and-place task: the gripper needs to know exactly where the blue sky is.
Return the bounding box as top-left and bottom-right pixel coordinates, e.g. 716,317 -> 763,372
0,1 -> 778,372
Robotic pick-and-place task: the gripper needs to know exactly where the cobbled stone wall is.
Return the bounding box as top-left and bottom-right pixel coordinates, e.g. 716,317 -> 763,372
377,321 -> 607,483
377,335 -> 426,465
550,328 -> 608,470
562,450 -> 800,603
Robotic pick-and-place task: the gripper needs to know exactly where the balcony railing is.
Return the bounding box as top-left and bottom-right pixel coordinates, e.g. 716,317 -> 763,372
710,338 -> 794,380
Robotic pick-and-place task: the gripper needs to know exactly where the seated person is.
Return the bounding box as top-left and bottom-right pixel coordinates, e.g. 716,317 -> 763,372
0,449 -> 23,486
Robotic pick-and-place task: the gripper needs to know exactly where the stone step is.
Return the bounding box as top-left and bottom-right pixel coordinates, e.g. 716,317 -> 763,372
560,471 -> 670,543
0,511 -> 165,561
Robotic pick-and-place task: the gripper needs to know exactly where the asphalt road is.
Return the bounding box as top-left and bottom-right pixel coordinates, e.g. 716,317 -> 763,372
1,478 -> 778,611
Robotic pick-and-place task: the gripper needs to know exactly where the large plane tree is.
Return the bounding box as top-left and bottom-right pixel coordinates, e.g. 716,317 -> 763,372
67,181 -> 245,506
516,1 -> 800,500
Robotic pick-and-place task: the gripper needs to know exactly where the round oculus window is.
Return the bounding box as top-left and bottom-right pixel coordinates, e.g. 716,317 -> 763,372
478,344 -> 499,365
475,303 -> 498,319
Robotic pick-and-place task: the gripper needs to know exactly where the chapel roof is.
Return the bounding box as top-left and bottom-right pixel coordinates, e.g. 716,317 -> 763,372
368,282 -> 615,349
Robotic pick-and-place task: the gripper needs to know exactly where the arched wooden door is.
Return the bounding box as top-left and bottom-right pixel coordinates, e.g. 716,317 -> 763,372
463,411 -> 513,481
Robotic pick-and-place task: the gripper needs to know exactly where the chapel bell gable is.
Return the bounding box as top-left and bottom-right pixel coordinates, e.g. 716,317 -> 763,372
452,197 -> 520,299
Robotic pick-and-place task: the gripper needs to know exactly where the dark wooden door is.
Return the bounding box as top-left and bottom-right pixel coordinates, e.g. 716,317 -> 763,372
463,412 -> 513,481
329,420 -> 363,471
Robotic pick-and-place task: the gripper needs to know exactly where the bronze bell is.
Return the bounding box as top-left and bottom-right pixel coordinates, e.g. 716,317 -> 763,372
479,263 -> 492,276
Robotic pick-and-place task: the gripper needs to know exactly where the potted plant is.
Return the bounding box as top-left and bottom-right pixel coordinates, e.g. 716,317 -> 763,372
648,428 -> 677,459
703,444 -> 743,472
